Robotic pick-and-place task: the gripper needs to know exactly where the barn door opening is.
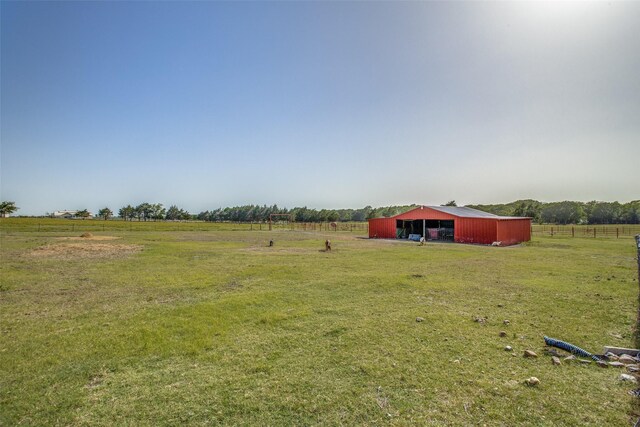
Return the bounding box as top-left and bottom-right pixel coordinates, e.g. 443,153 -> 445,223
395,219 -> 454,241
424,220 -> 454,241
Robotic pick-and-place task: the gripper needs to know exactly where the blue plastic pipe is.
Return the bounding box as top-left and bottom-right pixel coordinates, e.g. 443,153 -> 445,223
544,336 -> 601,361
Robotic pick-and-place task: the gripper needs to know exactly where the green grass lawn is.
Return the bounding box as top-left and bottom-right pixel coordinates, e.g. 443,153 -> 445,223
1,220 -> 638,425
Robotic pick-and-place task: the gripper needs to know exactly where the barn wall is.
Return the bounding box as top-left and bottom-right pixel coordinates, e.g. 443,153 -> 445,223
368,218 -> 396,238
455,219 -> 497,245
496,219 -> 531,245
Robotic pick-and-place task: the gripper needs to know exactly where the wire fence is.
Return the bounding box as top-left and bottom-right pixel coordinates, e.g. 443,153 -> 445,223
4,219 -> 639,238
0,219 -> 369,234
531,224 -> 640,238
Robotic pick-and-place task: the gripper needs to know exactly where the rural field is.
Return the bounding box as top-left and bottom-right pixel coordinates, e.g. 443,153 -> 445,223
0,219 -> 638,426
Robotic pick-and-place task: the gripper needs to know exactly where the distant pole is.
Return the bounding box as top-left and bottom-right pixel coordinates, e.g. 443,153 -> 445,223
636,235 -> 640,347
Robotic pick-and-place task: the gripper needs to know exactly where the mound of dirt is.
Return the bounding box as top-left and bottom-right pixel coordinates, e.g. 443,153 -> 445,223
28,243 -> 142,260
80,232 -> 93,238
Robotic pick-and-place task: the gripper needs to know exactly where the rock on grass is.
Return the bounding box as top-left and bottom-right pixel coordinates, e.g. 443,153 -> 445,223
525,377 -> 540,386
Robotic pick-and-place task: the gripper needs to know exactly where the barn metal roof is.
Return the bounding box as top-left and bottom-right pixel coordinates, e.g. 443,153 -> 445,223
425,206 -> 500,218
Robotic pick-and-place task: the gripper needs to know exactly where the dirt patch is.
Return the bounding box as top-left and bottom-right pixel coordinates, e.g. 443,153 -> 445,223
28,243 -> 142,260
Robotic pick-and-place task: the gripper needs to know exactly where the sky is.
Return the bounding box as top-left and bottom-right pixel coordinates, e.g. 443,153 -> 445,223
1,1 -> 639,216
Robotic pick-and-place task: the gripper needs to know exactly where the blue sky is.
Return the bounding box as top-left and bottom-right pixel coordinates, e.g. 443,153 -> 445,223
2,1 -> 639,215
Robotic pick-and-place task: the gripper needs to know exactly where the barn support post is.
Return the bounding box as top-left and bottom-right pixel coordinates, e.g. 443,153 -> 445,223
423,219 -> 426,238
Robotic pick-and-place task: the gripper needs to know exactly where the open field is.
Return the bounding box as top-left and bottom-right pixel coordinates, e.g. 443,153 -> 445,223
1,219 -> 639,425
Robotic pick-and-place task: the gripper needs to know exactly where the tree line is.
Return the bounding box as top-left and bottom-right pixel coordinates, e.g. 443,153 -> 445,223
195,204 -> 445,223
106,203 -> 421,223
3,199 -> 638,225
116,203 -> 192,221
467,199 -> 640,225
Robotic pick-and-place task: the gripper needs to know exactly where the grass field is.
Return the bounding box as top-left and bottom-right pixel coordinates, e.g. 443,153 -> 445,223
1,219 -> 639,425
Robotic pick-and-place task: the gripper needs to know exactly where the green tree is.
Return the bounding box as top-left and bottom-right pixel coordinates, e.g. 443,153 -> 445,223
327,211 -> 340,222
513,201 -> 541,222
150,203 -> 166,221
587,202 -> 622,224
135,203 -> 152,221
443,200 -> 457,206
76,209 -> 91,219
97,207 -> 113,220
0,201 -> 19,217
166,205 -> 190,221
621,201 -> 640,224
119,205 -> 135,221
540,201 -> 584,225
366,208 -> 379,220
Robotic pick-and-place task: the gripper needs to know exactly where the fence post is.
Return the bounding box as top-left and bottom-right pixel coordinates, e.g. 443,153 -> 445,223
551,227 -> 554,237
617,228 -> 619,239
572,227 -> 574,237
635,235 -> 640,347
594,228 -> 596,238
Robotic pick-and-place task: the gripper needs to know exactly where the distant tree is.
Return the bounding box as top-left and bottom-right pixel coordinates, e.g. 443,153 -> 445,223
540,201 -> 584,225
587,202 -> 622,224
119,205 -> 135,221
327,211 -> 340,222
97,207 -> 113,220
150,203 -> 166,221
443,200 -> 457,206
166,205 -> 190,221
76,209 -> 91,219
0,201 -> 19,217
621,201 -> 640,224
135,203 -> 152,221
513,201 -> 541,222
352,206 -> 371,222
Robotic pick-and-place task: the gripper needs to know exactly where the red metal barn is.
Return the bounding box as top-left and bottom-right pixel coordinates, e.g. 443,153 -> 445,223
368,206 -> 531,246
